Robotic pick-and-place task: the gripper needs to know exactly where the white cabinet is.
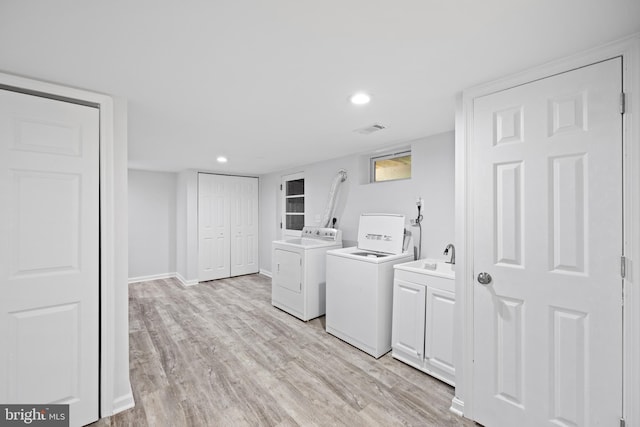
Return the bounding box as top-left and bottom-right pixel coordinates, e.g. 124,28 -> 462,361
198,173 -> 258,282
391,261 -> 456,386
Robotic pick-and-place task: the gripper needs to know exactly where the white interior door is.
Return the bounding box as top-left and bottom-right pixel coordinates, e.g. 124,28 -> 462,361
0,89 -> 99,426
472,58 -> 623,426
230,176 -> 259,276
198,173 -> 230,281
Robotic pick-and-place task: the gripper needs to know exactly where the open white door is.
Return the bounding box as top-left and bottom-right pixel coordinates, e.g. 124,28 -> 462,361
0,89 -> 99,426
472,58 -> 623,426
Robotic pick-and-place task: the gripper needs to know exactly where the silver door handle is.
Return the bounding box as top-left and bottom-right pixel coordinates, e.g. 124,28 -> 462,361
477,272 -> 492,285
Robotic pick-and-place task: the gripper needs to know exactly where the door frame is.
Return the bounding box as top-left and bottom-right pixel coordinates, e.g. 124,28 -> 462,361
0,71 -> 128,417
453,33 -> 640,425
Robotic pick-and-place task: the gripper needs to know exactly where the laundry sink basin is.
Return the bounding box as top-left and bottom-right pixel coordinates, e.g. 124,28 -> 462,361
393,259 -> 455,279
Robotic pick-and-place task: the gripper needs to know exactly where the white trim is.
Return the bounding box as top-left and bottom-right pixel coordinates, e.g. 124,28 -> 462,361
259,269 -> 273,278
176,272 -> 199,287
454,33 -> 640,424
622,34 -> 640,427
111,392 -> 135,414
128,272 -> 177,284
449,396 -> 464,417
0,72 -> 130,419
281,171 -> 305,238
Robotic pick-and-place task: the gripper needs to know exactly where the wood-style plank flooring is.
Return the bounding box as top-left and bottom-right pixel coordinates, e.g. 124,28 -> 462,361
92,274 -> 475,426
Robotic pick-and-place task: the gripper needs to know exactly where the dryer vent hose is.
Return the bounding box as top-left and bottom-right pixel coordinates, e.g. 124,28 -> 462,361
321,169 -> 347,228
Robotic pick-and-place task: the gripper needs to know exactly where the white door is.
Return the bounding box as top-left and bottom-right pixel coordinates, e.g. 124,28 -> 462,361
391,279 -> 426,362
198,173 -> 230,281
230,176 -> 259,276
0,89 -> 99,426
473,58 -> 622,426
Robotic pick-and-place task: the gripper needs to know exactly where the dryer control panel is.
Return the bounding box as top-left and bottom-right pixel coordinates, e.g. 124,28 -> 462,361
301,226 -> 342,242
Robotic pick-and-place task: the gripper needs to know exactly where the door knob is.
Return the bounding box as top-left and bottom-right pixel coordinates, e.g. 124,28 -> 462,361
477,272 -> 492,285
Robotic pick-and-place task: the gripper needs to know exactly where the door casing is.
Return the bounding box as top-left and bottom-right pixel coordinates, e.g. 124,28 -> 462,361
453,34 -> 640,426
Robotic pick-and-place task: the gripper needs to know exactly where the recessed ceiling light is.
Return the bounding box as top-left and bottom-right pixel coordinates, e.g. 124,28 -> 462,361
216,156 -> 228,163
350,92 -> 371,105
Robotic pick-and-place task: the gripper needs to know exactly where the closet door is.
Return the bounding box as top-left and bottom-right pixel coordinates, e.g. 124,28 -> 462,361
0,89 -> 99,426
230,176 -> 259,276
198,173 -> 230,281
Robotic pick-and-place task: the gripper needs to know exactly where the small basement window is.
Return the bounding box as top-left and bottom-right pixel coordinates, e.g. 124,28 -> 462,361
370,150 -> 411,183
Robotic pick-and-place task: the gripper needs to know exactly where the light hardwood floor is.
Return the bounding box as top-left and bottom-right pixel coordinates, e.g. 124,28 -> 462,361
92,274 -> 475,426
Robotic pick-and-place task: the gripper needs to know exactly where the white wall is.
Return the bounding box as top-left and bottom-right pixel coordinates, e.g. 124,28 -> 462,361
128,170 -> 177,281
175,170 -> 199,285
259,131 -> 455,274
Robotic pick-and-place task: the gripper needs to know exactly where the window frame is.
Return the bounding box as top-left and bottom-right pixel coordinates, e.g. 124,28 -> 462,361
370,149 -> 412,183
281,172 -> 305,237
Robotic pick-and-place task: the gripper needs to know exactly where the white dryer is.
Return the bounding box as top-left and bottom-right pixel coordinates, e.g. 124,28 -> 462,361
272,227 -> 342,321
326,213 -> 413,358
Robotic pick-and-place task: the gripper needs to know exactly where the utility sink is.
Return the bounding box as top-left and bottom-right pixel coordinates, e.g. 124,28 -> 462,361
393,259 -> 455,279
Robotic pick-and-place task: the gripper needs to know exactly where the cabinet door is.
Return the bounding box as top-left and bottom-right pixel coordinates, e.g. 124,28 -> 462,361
392,279 -> 426,360
425,287 -> 455,379
230,176 -> 259,276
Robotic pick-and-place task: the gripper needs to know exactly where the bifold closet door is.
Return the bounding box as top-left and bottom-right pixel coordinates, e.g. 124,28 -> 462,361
198,173 -> 230,281
198,174 -> 259,282
229,176 -> 259,276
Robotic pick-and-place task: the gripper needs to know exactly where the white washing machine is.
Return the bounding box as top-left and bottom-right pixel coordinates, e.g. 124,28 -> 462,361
326,213 -> 413,358
272,226 -> 342,321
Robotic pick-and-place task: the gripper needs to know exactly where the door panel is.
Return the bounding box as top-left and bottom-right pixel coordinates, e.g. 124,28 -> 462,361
0,89 -> 99,426
9,303 -> 80,403
473,58 -> 622,426
230,176 -> 259,276
198,173 -> 230,281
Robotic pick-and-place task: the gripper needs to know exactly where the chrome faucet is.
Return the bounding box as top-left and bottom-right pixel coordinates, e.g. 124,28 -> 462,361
444,243 -> 455,264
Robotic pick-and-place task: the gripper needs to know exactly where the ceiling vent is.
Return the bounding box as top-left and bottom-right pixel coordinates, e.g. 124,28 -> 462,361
354,123 -> 387,135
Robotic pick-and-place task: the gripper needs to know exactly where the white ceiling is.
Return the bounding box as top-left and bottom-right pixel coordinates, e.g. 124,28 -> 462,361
1,1 -> 638,175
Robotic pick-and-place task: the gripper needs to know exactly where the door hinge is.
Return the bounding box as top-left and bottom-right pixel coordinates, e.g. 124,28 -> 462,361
620,92 -> 626,114
280,221 -> 282,229
280,184 -> 283,191
620,417 -> 626,427
621,256 -> 627,279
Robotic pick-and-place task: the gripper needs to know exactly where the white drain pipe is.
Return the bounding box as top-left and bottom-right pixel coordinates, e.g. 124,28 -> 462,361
321,169 -> 347,228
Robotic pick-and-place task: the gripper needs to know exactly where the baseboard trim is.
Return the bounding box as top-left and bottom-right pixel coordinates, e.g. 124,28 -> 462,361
449,396 -> 464,417
111,391 -> 135,415
176,272 -> 198,287
128,272 -> 176,284
259,269 -> 272,278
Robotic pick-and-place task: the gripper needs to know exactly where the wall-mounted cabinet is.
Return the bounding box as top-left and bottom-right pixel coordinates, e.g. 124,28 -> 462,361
198,173 -> 258,281
391,261 -> 456,386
